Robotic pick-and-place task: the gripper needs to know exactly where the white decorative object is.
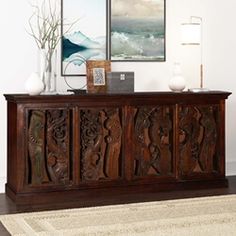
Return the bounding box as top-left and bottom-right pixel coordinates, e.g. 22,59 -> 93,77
25,72 -> 44,95
39,49 -> 57,93
169,62 -> 186,92
28,0 -> 61,94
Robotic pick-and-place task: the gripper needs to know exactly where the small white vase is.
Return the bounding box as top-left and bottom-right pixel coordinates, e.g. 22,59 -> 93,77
169,63 -> 186,92
25,72 -> 44,95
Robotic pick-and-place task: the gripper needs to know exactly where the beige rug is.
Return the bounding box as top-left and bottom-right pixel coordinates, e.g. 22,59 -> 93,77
1,195 -> 236,236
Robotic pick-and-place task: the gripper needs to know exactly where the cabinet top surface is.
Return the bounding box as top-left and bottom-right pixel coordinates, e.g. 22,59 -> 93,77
4,91 -> 231,103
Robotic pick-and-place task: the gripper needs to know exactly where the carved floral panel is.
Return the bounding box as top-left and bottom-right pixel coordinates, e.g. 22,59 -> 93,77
133,106 -> 173,177
27,109 -> 70,185
80,108 -> 122,181
178,105 -> 220,177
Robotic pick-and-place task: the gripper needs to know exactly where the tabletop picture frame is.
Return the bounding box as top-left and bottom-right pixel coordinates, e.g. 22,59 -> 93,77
86,60 -> 111,93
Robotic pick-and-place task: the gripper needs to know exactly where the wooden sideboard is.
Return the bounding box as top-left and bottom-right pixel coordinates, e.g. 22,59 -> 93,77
4,91 -> 231,204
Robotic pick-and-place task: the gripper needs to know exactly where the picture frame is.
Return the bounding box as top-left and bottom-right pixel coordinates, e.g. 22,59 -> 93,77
109,0 -> 166,62
61,0 -> 108,76
86,60 -> 111,93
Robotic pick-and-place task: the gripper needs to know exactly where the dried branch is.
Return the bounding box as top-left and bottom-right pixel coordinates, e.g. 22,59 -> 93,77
27,0 -> 79,72
27,0 -> 61,50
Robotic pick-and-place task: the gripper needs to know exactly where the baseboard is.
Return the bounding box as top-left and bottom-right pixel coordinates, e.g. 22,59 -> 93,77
6,179 -> 228,205
0,162 -> 235,194
0,176 -> 6,193
226,161 -> 236,176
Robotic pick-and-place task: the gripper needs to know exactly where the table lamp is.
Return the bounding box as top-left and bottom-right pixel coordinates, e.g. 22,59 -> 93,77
181,16 -> 209,92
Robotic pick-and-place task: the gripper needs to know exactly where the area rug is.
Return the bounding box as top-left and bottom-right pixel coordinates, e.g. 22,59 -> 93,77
1,194 -> 236,236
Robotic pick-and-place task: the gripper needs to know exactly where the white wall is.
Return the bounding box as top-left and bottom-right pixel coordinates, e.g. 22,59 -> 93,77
0,0 -> 236,193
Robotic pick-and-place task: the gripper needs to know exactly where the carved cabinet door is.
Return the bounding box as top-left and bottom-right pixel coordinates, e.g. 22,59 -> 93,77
79,107 -> 123,182
132,106 -> 175,180
178,104 -> 223,179
26,108 -> 71,186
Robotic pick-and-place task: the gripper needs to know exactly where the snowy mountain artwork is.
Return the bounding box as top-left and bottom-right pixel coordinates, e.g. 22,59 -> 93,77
62,0 -> 107,76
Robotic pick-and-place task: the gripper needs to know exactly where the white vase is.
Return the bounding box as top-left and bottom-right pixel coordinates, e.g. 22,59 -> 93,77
25,72 -> 44,95
169,63 -> 186,92
39,49 -> 57,94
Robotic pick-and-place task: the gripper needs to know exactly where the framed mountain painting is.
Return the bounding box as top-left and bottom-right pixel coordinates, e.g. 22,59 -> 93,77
61,0 -> 108,76
109,0 -> 165,61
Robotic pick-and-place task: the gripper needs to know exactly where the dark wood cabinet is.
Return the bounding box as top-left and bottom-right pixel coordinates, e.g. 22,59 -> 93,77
4,91 -> 231,204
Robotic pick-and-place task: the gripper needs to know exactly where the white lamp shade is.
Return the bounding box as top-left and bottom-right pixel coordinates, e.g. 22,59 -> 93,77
181,23 -> 201,45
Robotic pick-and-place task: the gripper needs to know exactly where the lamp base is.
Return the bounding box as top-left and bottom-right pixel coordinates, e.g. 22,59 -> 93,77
188,88 -> 210,93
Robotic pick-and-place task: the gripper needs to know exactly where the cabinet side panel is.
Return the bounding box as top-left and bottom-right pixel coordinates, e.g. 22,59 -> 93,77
219,100 -> 226,176
6,102 -> 18,192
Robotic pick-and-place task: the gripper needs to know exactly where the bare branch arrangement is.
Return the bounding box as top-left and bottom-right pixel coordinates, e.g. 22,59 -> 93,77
28,0 -> 61,52
28,0 -> 78,50
27,0 -> 62,83
27,0 -> 78,92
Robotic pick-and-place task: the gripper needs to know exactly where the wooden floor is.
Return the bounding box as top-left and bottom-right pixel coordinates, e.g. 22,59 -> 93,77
0,176 -> 236,235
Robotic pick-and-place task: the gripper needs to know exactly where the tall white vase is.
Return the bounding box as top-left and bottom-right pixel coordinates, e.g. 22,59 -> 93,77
39,49 -> 57,94
169,62 -> 186,92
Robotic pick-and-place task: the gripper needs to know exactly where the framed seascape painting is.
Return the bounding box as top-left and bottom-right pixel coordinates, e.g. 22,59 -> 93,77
61,0 -> 108,76
109,0 -> 166,61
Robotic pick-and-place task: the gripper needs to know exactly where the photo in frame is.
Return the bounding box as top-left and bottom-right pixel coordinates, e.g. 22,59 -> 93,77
86,60 -> 111,93
61,0 -> 108,76
109,0 -> 166,61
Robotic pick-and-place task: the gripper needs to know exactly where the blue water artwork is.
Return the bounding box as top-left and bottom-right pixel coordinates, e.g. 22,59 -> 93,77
110,0 -> 165,61
62,0 -> 107,76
